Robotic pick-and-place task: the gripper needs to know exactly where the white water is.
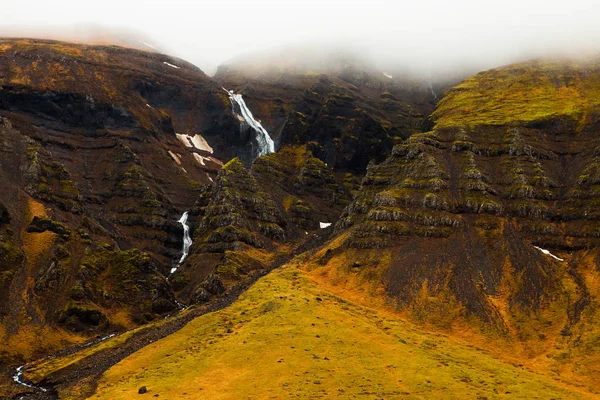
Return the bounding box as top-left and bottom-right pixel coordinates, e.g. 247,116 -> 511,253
14,332 -> 119,394
222,87 -> 275,157
170,211 -> 192,274
14,365 -> 48,392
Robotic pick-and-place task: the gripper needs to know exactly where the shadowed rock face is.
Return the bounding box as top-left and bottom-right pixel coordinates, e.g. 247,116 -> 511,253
216,62 -> 439,173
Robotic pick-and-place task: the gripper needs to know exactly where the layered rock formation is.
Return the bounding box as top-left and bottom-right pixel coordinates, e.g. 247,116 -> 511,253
0,39 -> 238,366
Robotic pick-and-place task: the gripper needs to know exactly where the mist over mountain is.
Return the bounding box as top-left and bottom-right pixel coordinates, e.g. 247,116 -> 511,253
0,23 -> 163,53
5,0 -> 600,76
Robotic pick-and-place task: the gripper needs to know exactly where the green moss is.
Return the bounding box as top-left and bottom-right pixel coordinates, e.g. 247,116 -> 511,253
432,59 -> 600,128
27,216 -> 71,240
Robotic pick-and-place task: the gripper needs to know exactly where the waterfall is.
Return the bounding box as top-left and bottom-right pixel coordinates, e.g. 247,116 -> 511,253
427,70 -> 437,100
223,87 -> 275,157
170,211 -> 192,275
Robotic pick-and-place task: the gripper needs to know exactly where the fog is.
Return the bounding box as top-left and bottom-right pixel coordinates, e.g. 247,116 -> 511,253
3,0 -> 600,77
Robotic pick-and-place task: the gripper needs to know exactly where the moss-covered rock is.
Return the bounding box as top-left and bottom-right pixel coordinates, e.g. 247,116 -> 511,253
27,216 -> 72,240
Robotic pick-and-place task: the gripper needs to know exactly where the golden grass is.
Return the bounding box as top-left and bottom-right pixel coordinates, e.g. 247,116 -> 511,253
87,263 -> 590,399
25,326 -> 142,384
0,324 -> 84,362
20,199 -> 55,269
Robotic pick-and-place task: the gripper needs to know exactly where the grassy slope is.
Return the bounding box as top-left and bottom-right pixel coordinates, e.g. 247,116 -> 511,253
432,59 -> 600,128
88,262 -> 589,399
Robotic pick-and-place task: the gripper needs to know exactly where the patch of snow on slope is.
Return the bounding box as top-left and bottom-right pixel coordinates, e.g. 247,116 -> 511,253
193,153 -> 207,166
176,133 -> 193,148
190,135 -> 213,153
383,72 -> 393,79
533,246 -> 564,261
163,61 -> 180,69
176,133 -> 213,153
168,150 -> 181,165
320,222 -> 332,229
208,156 -> 223,166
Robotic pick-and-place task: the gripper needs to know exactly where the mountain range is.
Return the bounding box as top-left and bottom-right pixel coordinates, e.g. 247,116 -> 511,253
0,38 -> 599,399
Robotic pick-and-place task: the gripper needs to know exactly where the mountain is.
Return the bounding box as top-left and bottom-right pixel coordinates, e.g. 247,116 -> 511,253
0,38 -> 238,374
3,38 -> 600,399
302,58 -> 600,389
0,24 -> 164,53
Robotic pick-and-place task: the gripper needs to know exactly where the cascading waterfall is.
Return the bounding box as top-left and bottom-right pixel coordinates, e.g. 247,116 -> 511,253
170,211 -> 192,275
222,87 -> 275,157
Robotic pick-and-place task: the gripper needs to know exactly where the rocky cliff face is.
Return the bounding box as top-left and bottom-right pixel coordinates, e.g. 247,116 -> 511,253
216,59 -> 439,172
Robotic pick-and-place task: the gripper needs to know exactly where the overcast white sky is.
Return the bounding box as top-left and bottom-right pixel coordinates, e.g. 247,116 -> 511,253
4,0 -> 600,75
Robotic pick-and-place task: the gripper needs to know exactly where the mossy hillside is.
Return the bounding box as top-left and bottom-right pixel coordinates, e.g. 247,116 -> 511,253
193,158 -> 284,252
87,264 -> 588,400
328,122 -> 597,334
432,59 -> 600,128
24,140 -> 84,214
178,148 -> 351,307
339,120 -> 600,250
76,248 -> 176,320
174,159 -> 285,305
251,146 -> 352,232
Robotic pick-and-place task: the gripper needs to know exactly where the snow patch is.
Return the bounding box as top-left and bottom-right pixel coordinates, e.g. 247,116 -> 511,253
193,153 -> 208,166
176,133 -> 213,153
176,133 -> 193,148
319,222 -> 332,229
208,156 -> 223,166
168,150 -> 181,165
190,135 -> 213,153
163,61 -> 180,69
533,246 -> 564,261
145,103 -> 154,109
383,72 -> 393,79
